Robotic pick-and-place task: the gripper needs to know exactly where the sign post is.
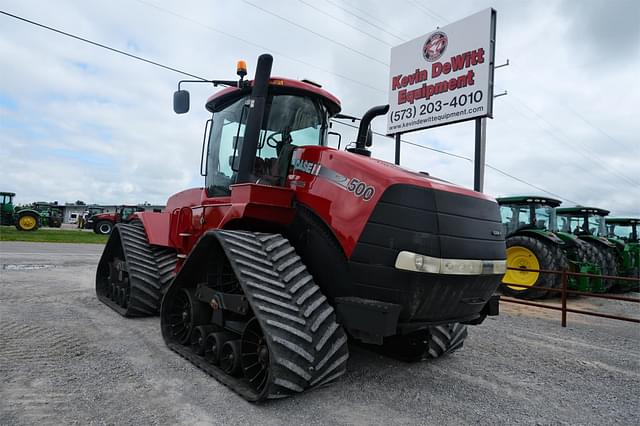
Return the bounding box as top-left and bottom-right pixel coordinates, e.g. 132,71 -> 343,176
474,117 -> 486,191
386,8 -> 497,191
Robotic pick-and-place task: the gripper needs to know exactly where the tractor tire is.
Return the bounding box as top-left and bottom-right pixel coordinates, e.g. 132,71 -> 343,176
575,240 -> 612,292
501,235 -> 566,299
96,223 -> 177,317
379,323 -> 468,361
593,246 -> 620,292
95,220 -> 114,235
15,212 -> 39,231
160,230 -> 349,402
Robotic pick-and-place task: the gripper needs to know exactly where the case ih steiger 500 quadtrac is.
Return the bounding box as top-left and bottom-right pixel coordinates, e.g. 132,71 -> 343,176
497,196 -> 604,299
96,54 -> 506,401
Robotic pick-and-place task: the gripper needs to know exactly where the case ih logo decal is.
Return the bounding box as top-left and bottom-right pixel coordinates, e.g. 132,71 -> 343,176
292,159 -> 375,201
423,32 -> 448,62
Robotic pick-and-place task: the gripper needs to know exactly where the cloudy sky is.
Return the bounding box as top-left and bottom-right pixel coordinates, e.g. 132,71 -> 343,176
1,0 -> 638,215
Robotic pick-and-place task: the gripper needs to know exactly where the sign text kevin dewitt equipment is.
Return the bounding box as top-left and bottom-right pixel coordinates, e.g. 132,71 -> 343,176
387,9 -> 496,134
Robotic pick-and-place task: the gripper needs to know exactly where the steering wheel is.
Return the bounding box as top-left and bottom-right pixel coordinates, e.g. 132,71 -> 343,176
266,132 -> 283,149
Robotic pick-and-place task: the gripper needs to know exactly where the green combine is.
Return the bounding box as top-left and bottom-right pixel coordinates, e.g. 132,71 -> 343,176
605,217 -> 640,289
497,196 -> 603,299
556,207 -> 621,291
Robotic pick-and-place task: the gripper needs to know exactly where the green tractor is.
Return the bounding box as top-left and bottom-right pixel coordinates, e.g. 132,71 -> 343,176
605,217 -> 640,289
1,192 -> 16,227
497,196 -> 603,299
1,192 -> 42,231
0,192 -> 64,231
556,207 -> 620,291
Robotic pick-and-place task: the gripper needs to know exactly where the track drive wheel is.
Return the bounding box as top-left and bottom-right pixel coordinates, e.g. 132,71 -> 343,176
16,213 -> 39,231
502,235 -> 565,299
241,317 -> 270,393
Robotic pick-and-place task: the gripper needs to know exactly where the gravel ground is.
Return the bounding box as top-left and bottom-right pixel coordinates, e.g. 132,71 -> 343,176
1,241 -> 639,425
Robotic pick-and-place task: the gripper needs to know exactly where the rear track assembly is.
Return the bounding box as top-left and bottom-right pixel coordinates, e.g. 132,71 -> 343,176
96,222 -> 177,317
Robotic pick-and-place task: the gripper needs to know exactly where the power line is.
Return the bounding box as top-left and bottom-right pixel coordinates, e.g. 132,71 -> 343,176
406,0 -> 640,185
240,0 -> 389,67
504,95 -> 639,186
3,5 -> 627,203
323,0 -> 410,41
0,10 -> 207,80
405,0 -> 448,24
298,0 -> 393,47
134,0 -> 385,94
331,120 -> 579,203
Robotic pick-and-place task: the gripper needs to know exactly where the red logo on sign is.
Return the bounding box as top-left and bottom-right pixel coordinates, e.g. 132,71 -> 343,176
423,31 -> 448,62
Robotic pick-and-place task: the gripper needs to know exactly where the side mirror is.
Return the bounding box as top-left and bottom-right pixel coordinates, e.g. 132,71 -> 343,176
173,90 -> 190,114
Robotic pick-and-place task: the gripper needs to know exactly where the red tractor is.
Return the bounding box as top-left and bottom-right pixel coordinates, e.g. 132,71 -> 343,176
96,55 -> 506,401
88,205 -> 145,235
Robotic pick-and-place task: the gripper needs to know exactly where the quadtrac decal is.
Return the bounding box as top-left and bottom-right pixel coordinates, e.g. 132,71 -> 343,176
291,158 -> 376,201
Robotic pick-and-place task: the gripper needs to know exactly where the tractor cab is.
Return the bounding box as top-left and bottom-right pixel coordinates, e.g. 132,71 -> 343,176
117,205 -> 144,221
497,196 -> 561,236
606,218 -> 639,243
556,207 -> 609,237
201,79 -> 338,195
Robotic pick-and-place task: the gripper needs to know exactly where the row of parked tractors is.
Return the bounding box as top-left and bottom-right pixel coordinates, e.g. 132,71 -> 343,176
0,191 -> 64,231
498,196 -> 639,299
0,191 -> 148,235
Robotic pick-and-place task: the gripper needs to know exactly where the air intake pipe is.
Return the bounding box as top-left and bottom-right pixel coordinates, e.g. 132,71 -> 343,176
348,104 -> 390,157
236,54 -> 273,183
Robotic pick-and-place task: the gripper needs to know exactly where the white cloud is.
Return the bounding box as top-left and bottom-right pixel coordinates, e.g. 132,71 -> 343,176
0,0 -> 638,216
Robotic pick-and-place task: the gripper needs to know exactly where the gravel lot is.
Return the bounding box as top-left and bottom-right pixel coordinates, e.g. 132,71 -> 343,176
1,242 -> 638,425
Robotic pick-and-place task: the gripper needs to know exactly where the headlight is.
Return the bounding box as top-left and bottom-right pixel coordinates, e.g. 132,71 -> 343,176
395,251 -> 506,275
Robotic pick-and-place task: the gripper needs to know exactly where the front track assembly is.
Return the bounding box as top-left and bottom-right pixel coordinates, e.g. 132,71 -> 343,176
160,230 -> 349,401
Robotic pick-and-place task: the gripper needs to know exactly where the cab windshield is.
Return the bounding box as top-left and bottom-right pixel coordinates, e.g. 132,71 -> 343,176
499,203 -> 555,235
588,215 -> 606,236
608,223 -> 635,241
205,94 -> 327,196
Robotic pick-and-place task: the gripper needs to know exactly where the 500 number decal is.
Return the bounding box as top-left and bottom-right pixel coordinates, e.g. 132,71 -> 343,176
347,178 -> 375,201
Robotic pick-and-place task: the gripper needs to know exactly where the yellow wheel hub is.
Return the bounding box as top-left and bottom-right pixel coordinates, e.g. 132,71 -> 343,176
18,215 -> 37,231
502,246 -> 540,291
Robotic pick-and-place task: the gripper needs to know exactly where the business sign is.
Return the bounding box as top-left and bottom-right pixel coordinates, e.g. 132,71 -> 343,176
387,8 -> 496,134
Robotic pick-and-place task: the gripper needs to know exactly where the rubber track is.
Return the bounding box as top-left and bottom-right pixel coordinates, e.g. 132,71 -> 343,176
164,230 -> 349,401
426,323 -> 468,359
96,223 -> 176,317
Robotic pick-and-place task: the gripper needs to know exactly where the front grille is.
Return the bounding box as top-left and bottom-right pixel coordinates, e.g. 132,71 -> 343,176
350,184 -> 505,264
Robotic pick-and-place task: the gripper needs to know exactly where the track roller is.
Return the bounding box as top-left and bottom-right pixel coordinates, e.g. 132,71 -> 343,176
204,332 -> 234,365
191,325 -> 218,356
220,340 -> 242,376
